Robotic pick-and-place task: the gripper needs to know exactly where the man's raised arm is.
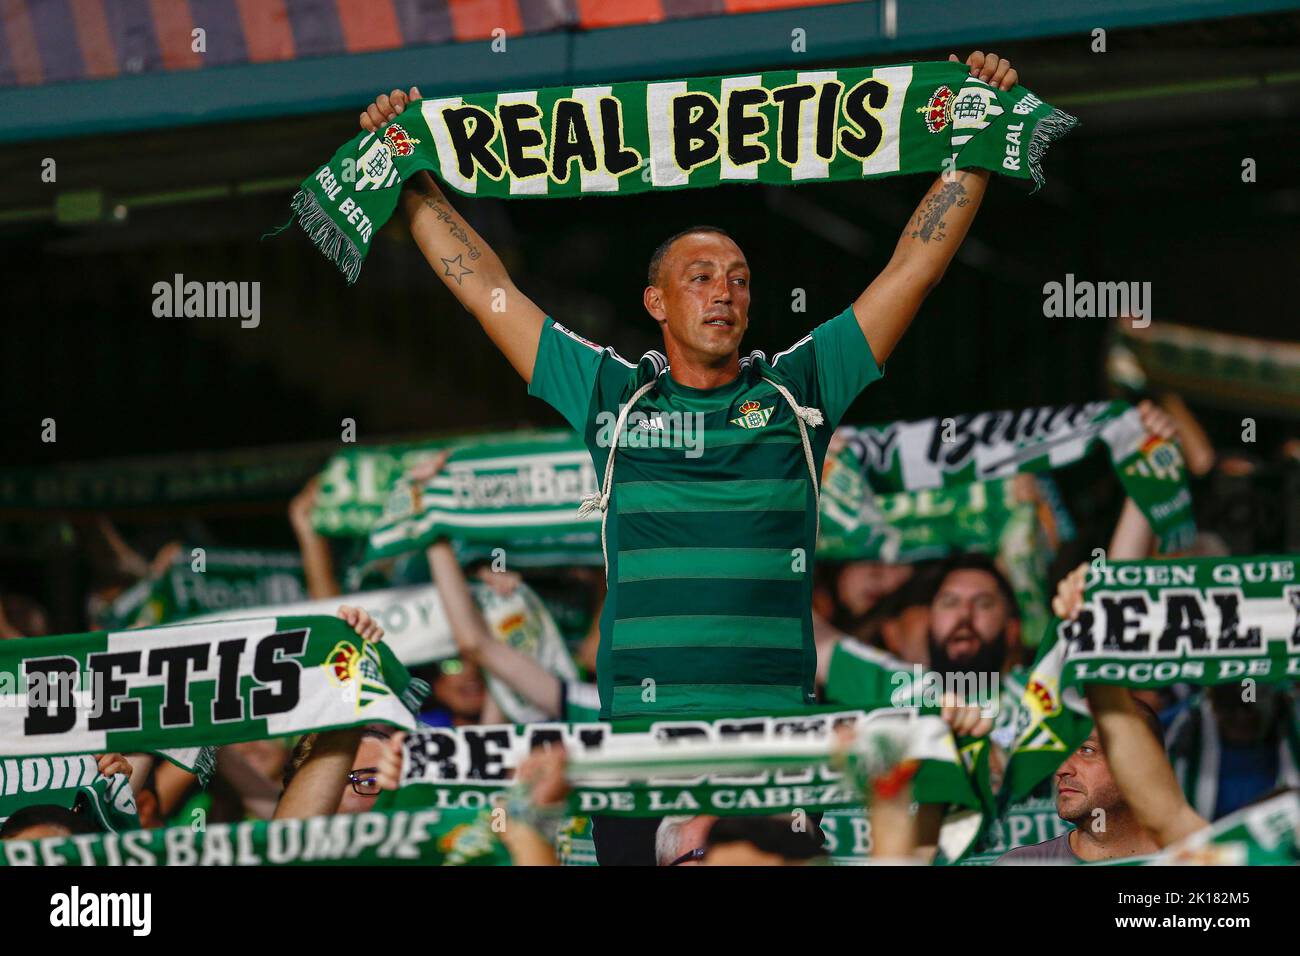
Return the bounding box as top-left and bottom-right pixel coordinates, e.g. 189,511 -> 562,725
362,88 -> 547,383
852,52 -> 1017,365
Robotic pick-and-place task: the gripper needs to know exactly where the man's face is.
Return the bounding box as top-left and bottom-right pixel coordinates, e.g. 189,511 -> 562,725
667,815 -> 717,866
881,605 -> 931,666
435,660 -> 485,720
645,232 -> 750,365
928,570 -> 1012,675
337,734 -> 390,815
1054,731 -> 1124,825
837,562 -> 914,618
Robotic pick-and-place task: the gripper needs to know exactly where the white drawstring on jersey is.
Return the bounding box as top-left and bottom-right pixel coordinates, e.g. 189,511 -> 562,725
577,376 -> 824,575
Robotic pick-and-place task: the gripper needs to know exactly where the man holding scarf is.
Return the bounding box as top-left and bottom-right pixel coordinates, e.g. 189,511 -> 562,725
360,50 -> 1023,864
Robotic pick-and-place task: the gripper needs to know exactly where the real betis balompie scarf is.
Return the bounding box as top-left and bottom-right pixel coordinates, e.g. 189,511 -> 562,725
1001,556 -> 1300,806
0,755 -> 138,832
0,806 -> 509,867
289,61 -> 1075,282
101,548 -> 307,631
378,707 -> 981,819
0,616 -> 427,760
362,430 -> 601,568
183,580 -> 577,725
829,400 -> 1197,553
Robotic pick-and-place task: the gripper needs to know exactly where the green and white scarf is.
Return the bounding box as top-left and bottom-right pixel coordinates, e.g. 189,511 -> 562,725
818,476 -> 1024,563
819,476 -> 1054,641
311,437 -> 452,536
953,793 -> 1070,865
183,580 -> 577,725
1153,790 -> 1300,866
0,755 -> 138,832
289,61 -> 1075,282
184,584 -> 456,667
0,806 -> 509,867
379,708 -> 981,820
101,548 -> 307,631
1109,320 -> 1300,419
0,616 -> 427,760
829,400 -> 1197,553
1001,555 -> 1300,806
362,430 -> 602,568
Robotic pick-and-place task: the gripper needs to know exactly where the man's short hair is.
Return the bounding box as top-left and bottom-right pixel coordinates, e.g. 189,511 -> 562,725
654,815 -> 696,865
857,561 -> 942,645
0,804 -> 100,840
705,816 -> 827,862
647,226 -> 733,286
282,726 -> 392,789
929,552 -> 1021,620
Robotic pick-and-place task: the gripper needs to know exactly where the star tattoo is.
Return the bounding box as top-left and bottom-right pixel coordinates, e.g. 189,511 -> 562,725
440,254 -> 474,285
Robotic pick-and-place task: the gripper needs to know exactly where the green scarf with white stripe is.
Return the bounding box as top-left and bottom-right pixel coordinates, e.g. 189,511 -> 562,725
289,61 -> 1075,282
1001,555 -> 1300,807
827,400 -> 1197,554
0,806 -> 508,867
181,580 -> 578,726
0,616 -> 428,761
361,431 -> 601,567
100,548 -> 307,631
378,707 -> 982,822
0,755 -> 138,833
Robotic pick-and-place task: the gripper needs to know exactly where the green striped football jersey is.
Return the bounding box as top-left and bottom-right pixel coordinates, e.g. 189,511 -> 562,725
529,305 -> 881,720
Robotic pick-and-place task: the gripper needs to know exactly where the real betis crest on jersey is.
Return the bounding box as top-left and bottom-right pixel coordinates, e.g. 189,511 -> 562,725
731,400 -> 774,429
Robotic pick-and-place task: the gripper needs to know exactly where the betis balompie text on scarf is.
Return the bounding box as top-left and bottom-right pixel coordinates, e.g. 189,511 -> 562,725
288,61 -> 1077,282
0,616 -> 428,759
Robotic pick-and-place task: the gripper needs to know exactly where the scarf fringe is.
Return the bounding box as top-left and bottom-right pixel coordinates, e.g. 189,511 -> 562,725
1027,107 -> 1079,194
289,188 -> 362,285
401,677 -> 433,717
191,745 -> 218,788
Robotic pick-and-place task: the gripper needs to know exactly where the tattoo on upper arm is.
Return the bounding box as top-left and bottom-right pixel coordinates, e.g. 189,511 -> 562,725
420,194 -> 483,262
908,180 -> 971,244
440,254 -> 473,286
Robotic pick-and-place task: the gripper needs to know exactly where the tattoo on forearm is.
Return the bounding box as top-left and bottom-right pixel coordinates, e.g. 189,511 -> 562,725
420,194 -> 483,262
908,180 -> 971,244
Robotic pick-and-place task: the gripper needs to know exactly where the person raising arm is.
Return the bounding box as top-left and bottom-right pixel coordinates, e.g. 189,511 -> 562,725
362,88 -> 546,383
359,52 -> 1021,386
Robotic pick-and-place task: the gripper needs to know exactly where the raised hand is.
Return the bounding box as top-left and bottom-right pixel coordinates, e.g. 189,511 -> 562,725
375,731 -> 405,791
95,753 -> 134,778
949,51 -> 1020,92
1051,563 -> 1089,621
336,605 -> 384,643
360,86 -> 423,132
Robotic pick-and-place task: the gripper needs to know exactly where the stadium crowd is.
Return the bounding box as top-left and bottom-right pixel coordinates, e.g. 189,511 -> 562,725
2,393 -> 1296,866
